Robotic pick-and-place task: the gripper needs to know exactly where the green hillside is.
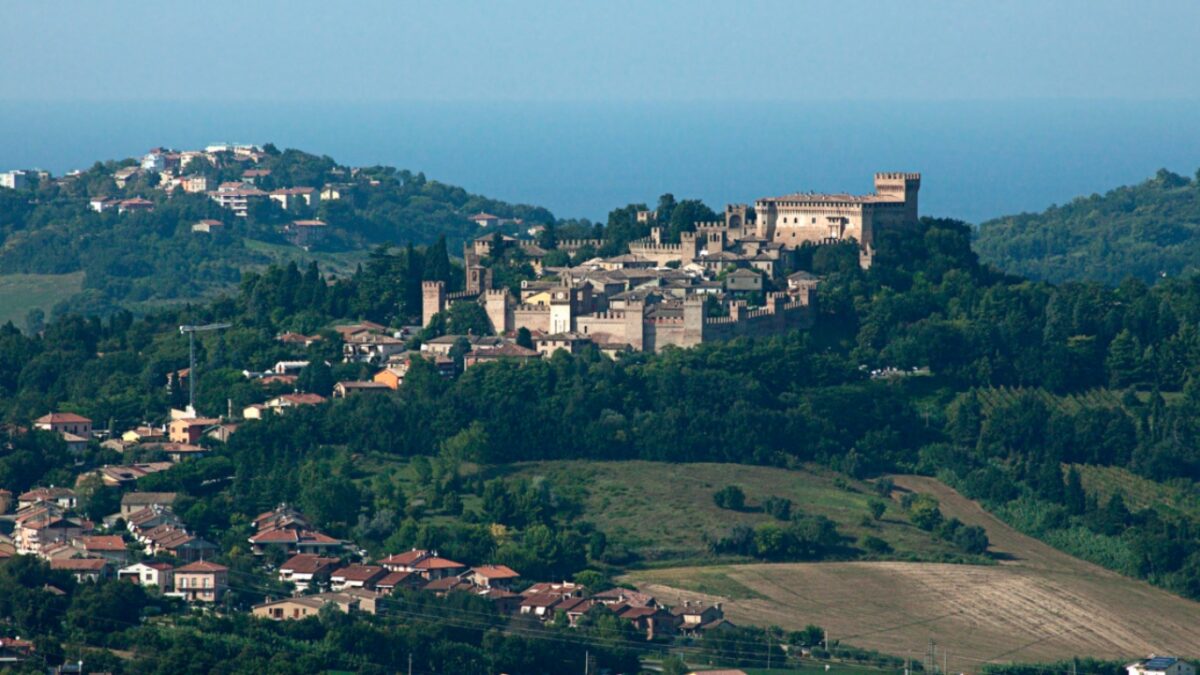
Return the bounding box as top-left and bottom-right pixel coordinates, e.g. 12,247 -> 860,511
975,168 -> 1200,285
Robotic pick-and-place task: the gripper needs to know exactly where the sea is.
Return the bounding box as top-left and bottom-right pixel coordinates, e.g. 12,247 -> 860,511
1,99 -> 1198,224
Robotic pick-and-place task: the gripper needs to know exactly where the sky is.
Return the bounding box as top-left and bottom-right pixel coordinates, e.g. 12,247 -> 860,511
3,0 -> 1199,102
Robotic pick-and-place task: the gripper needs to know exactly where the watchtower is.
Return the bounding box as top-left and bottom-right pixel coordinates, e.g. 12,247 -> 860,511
873,172 -> 921,221
422,281 -> 446,327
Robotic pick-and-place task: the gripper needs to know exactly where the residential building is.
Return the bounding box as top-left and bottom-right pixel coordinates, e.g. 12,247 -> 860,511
120,492 -> 179,517
342,333 -> 407,364
330,565 -> 387,591
118,197 -> 155,214
465,565 -> 520,590
174,560 -> 228,603
269,187 -> 319,210
332,380 -> 391,398
468,212 -> 502,228
192,219 -> 223,233
18,487 -> 77,510
1128,658 -> 1196,675
463,343 -> 540,369
372,367 -> 406,390
78,535 -> 129,563
168,417 -> 220,444
34,413 -> 92,438
118,561 -> 175,590
248,528 -> 343,556
0,169 -> 33,190
252,595 -> 335,621
243,393 -> 325,419
89,197 -> 120,213
209,184 -> 266,217
181,175 -> 210,193
278,554 -> 341,592
283,219 -> 327,248
50,557 -> 111,583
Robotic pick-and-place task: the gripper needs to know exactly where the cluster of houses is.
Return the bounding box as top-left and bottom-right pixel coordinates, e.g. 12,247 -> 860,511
0,495 -> 729,646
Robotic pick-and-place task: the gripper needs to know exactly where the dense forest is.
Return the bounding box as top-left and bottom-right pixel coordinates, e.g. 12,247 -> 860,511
975,168 -> 1200,285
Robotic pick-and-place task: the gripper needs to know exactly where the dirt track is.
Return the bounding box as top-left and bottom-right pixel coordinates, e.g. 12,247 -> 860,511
627,475 -> 1200,670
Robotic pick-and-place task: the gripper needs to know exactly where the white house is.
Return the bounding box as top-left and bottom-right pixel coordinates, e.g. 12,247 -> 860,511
1128,658 -> 1195,675
118,561 -> 175,590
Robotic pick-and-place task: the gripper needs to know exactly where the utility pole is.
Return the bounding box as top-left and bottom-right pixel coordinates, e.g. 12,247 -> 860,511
584,649 -> 589,675
767,634 -> 772,669
407,653 -> 412,675
927,639 -> 936,674
944,648 -> 948,675
178,323 -> 230,414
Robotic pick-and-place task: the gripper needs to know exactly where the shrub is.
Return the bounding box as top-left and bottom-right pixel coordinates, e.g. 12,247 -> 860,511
713,485 -> 746,511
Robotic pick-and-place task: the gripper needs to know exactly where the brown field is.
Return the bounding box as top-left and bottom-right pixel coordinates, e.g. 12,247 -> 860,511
625,475 -> 1200,671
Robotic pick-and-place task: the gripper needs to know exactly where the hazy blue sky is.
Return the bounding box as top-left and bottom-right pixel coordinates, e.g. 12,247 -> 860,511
4,1 -> 1198,102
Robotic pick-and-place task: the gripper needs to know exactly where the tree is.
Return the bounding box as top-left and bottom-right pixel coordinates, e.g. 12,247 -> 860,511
869,499 -> 887,521
297,360 -> 335,397
713,485 -> 746,511
1065,467 -> 1087,515
516,327 -> 533,349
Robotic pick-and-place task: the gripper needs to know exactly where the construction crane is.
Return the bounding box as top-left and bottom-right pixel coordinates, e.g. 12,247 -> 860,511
179,323 -> 231,414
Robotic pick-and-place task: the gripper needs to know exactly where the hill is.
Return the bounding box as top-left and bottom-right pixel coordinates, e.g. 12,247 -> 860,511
0,145 -> 562,321
974,168 -> 1200,285
624,475 -> 1200,668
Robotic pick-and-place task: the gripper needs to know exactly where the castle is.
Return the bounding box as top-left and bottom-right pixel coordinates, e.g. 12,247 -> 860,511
423,173 -> 919,353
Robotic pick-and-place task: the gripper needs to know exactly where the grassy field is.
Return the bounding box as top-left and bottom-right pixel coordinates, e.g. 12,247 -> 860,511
502,460 -> 974,566
624,475 -> 1200,669
242,238 -> 368,277
0,271 -> 85,326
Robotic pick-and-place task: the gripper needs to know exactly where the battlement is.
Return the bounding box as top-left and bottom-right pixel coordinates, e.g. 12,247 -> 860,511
874,172 -> 921,181
629,240 -> 685,253
484,289 -> 509,299
514,303 -> 551,313
446,290 -> 478,301
558,239 -> 606,251
422,280 -> 444,290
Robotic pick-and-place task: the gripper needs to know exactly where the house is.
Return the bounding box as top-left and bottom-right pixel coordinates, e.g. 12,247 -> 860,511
375,570 -> 424,595
269,187 -> 319,210
210,182 -> 267,216
519,592 -> 564,619
463,343 -> 540,369
0,637 -> 35,664
421,576 -> 475,596
612,604 -> 679,639
273,360 -> 310,375
469,212 -> 502,228
168,417 -> 220,444
118,561 -> 175,590
283,219 -> 328,248
534,332 -> 594,358
120,492 -> 178,517
372,367 -> 406,390
253,504 -> 310,532
181,175 -> 210,193
122,425 -> 167,443
34,412 -> 92,438
277,332 -> 322,347
243,393 -> 325,419
125,505 -> 183,534
329,565 -> 387,591
555,597 -> 603,627
12,504 -> 90,555
248,528 -> 343,556
118,197 -> 155,214
342,333 -> 407,363
192,219 -> 223,233
78,535 -> 129,563
206,423 -> 239,443
332,380 -> 391,398
590,587 -> 657,608
465,565 -> 520,590
1128,658 -> 1196,675
258,373 -> 298,387
252,590 -> 377,620
113,166 -> 140,188
378,550 -> 467,579
671,601 -> 726,636
87,462 -> 173,487
89,197 -> 120,213
278,554 -> 341,592
141,526 -> 218,562
252,595 -> 333,621
160,443 -> 210,462
241,168 -> 271,184
50,557 -> 111,583
724,267 -> 763,293
18,487 -> 77,510
174,560 -> 228,603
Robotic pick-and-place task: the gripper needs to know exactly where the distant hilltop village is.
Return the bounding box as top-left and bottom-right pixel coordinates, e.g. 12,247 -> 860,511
425,172 -> 921,353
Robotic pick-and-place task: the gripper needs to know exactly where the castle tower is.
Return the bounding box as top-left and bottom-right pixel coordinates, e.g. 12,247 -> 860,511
484,289 -> 511,335
683,295 -> 705,347
681,231 -> 701,263
623,299 -> 646,352
466,264 -> 493,295
549,286 -> 574,334
873,172 -> 921,222
422,281 -> 445,328
724,204 -> 748,230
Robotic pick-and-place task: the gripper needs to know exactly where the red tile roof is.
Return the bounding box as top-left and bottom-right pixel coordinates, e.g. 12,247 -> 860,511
413,556 -> 466,570
175,560 -> 227,573
281,554 -> 340,575
35,412 -> 92,424
82,535 -> 126,552
470,564 -> 520,580
51,558 -> 109,571
331,564 -> 385,582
